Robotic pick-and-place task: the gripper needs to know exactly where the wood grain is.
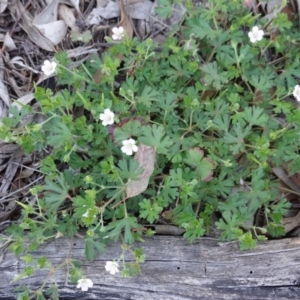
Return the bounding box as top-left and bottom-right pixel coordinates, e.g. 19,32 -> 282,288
1,236 -> 300,299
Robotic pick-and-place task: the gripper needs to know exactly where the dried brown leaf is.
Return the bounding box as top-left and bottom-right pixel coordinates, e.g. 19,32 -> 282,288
34,21 -> 67,45
33,0 -> 67,45
8,1 -> 55,52
118,0 -> 133,39
59,4 -> 79,33
126,144 -> 156,198
0,0 -> 8,14
283,211 -> 300,233
33,0 -> 59,24
0,143 -> 20,155
0,79 -> 10,107
59,0 -> 81,15
16,167 -> 35,180
11,93 -> 35,113
126,0 -> 154,21
272,167 -> 300,193
4,33 -> 16,51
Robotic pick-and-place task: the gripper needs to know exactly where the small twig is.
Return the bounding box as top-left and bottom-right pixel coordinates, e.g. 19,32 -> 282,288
0,175 -> 44,203
12,162 -> 43,174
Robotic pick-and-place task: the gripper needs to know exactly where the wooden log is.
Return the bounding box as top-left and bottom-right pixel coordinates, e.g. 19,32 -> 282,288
1,236 -> 300,299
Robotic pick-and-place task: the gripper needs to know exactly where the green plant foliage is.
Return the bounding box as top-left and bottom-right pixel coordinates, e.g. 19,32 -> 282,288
139,199 -> 163,224
1,0 -> 299,297
43,174 -> 70,211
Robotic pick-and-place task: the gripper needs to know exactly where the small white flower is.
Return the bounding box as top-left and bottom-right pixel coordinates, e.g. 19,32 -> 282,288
76,278 -> 93,292
105,261 -> 119,275
112,26 -> 124,40
121,138 -> 138,156
41,60 -> 57,76
248,26 -> 264,43
99,108 -> 115,126
293,85 -> 300,101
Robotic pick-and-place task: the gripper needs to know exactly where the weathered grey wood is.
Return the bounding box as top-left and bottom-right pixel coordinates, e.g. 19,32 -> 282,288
1,236 -> 300,299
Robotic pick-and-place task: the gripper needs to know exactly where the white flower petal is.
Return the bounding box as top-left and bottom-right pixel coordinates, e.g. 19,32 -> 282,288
121,138 -> 138,156
86,279 -> 93,287
41,60 -> 57,76
99,108 -> 115,126
248,26 -> 264,43
105,261 -> 119,275
111,26 -> 125,40
132,144 -> 138,152
77,278 -> 93,292
293,85 -> 300,101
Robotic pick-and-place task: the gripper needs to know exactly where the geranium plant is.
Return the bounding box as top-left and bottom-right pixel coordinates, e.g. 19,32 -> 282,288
1,0 -> 299,298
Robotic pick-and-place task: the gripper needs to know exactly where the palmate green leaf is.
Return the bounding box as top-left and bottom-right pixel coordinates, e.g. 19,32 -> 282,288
139,125 -> 173,154
114,121 -> 142,144
117,159 -> 143,181
45,118 -> 73,148
224,123 -> 251,154
17,290 -> 30,300
270,198 -> 291,215
270,212 -> 283,223
157,91 -> 178,112
136,85 -> 160,108
183,218 -> 205,242
36,293 -> 46,300
72,190 -> 97,221
45,285 -> 59,300
155,0 -> 173,20
216,211 -> 243,241
57,215 -> 78,238
271,99 -> 293,114
267,222 -> 285,237
241,107 -> 269,126
276,61 -> 300,88
249,72 -> 275,93
134,248 -> 146,263
85,237 -> 106,261
122,77 -> 139,93
185,16 -> 217,40
239,232 -> 257,250
43,173 -> 69,211
157,180 -> 179,206
213,114 -> 230,132
139,199 -> 163,224
209,171 -> 234,198
216,45 -> 236,66
100,156 -> 114,175
37,256 -> 49,269
183,148 -> 214,181
105,217 -> 142,244
166,135 -> 195,160
200,62 -> 228,90
218,193 -> 245,214
166,55 -> 194,79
